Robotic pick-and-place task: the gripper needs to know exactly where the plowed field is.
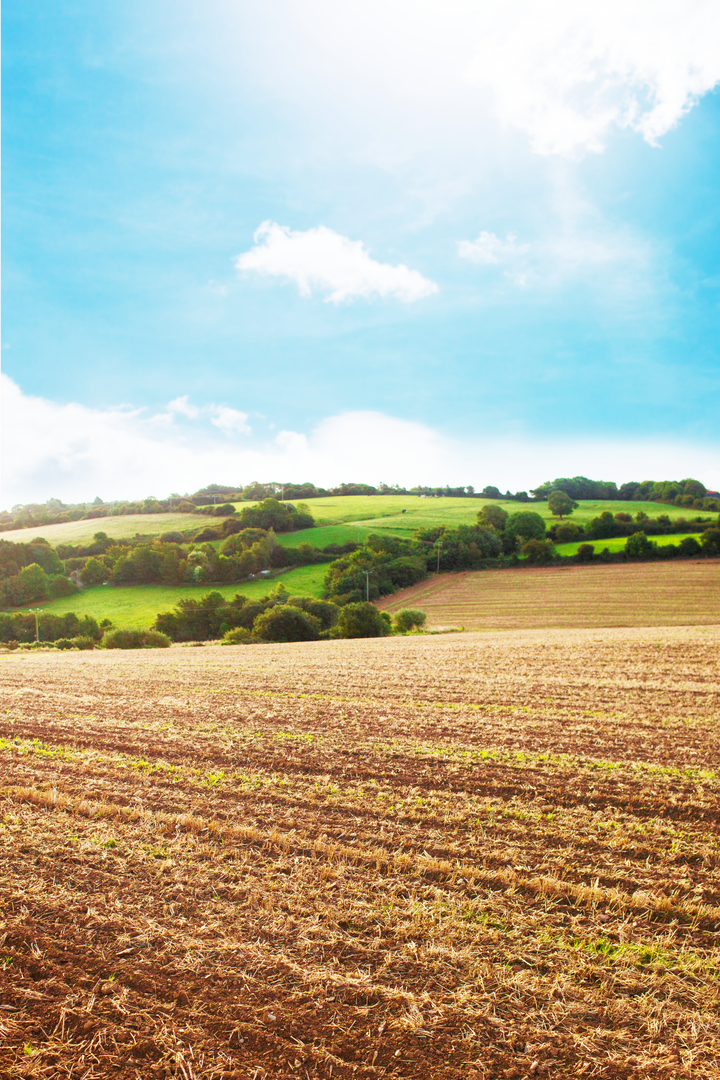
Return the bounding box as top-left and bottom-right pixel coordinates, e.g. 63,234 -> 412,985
377,560 -> 720,630
1,627 -> 719,1079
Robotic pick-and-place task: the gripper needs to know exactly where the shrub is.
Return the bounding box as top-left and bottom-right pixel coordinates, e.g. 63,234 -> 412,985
555,522 -> 582,544
253,605 -> 321,643
575,543 -> 595,563
160,531 -> 185,543
331,602 -> 391,638
46,575 -> 79,600
701,528 -> 720,557
677,536 -> 702,557
521,539 -> 554,564
222,626 -> 255,645
393,608 -> 427,633
625,532 -> 655,559
103,628 -> 171,649
285,596 -> 339,631
72,636 -> 96,650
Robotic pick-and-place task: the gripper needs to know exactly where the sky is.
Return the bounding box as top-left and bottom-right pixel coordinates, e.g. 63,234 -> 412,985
2,0 -> 720,506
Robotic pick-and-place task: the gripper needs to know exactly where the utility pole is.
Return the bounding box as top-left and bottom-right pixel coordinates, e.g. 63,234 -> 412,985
29,608 -> 44,643
362,570 -> 372,601
436,542 -> 442,573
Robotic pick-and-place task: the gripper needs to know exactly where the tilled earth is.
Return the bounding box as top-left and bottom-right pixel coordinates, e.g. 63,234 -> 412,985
1,625 -> 719,1079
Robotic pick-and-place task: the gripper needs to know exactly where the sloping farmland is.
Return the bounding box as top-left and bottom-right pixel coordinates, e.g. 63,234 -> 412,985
377,560 -> 720,631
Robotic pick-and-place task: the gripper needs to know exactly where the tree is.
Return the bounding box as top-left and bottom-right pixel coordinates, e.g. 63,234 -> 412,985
253,605 -> 321,642
393,609 -> 427,633
80,557 -> 108,587
521,539 -> 554,564
477,505 -> 508,530
625,532 -> 655,559
575,543 -> 595,563
547,490 -> 578,518
700,528 -> 720,557
505,511 -> 546,544
330,602 -> 391,638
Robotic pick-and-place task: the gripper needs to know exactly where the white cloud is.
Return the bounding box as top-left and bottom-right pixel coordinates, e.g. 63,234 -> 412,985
235,221 -> 438,303
217,1 -> 720,159
3,374 -> 720,509
167,395 -> 200,419
210,406 -> 251,435
458,231 -> 529,265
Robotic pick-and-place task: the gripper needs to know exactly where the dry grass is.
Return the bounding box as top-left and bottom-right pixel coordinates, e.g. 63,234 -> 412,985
377,560 -> 720,630
1,626 -> 719,1079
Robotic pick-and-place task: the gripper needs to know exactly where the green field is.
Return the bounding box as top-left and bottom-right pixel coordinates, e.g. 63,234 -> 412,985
20,564 -> 328,630
3,496 -> 711,550
0,512 -> 203,546
554,531 -> 704,557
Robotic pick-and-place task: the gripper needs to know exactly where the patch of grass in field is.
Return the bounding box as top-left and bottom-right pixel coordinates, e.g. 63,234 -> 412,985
275,523 -> 407,547
18,564 -> 328,629
555,532 -> 702,556
2,496 -> 710,549
0,513 -> 203,546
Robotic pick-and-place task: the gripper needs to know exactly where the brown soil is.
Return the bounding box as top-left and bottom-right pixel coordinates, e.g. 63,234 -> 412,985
376,559 -> 720,630
1,626 -> 719,1079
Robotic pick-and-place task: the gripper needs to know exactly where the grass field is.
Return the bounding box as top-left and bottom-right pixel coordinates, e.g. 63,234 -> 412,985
553,531 -> 702,557
1,626 -> 719,1078
0,513 -> 203,546
20,564 -> 328,629
378,560 -> 720,630
2,497 -> 711,549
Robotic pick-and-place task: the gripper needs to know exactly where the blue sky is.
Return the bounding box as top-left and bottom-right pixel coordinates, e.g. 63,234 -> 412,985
3,1 -> 720,503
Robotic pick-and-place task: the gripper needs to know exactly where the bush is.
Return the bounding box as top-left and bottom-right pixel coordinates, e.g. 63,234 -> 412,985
555,522 -> 582,543
331,602 -> 391,638
285,596 -> 339,631
625,532 -> 655,559
677,536 -> 702,557
521,539 -> 554,564
393,608 -> 427,633
103,628 -> 171,649
701,528 -> 720,557
574,543 -> 595,563
222,626 -> 255,645
253,605 -> 321,643
160,531 -> 185,543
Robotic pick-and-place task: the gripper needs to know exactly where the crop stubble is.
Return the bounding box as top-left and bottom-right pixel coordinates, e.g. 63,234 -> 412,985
377,561 -> 720,631
1,626 -> 719,1079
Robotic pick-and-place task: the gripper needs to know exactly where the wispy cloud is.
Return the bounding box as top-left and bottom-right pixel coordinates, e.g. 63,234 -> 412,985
229,2 -> 720,160
210,406 -> 251,436
235,222 -> 438,303
3,375 -> 719,508
458,231 -> 529,265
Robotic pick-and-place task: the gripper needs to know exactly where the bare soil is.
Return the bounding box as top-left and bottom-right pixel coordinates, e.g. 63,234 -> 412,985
377,560 -> 720,630
1,626 -> 719,1079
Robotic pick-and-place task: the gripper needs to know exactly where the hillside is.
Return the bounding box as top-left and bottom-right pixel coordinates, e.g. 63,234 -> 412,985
376,560 -> 720,630
0,495 -> 704,549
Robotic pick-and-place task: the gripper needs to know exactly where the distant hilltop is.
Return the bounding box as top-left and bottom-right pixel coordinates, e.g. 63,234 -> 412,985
1,475 -> 716,533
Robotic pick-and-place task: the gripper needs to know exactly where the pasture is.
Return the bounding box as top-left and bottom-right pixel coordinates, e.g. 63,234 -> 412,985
22,564 -> 328,630
377,560 -> 720,630
1,626 -> 719,1078
1,496 -> 707,550
0,512 -> 203,547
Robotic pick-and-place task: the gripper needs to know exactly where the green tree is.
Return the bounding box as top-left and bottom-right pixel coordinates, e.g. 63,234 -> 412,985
521,539 -> 554,564
477,505 -> 508,530
80,557 -> 109,587
330,602 -> 391,638
253,605 -> 321,642
505,511 -> 546,545
625,532 -> 655,559
547,490 -> 578,518
393,608 -> 427,633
